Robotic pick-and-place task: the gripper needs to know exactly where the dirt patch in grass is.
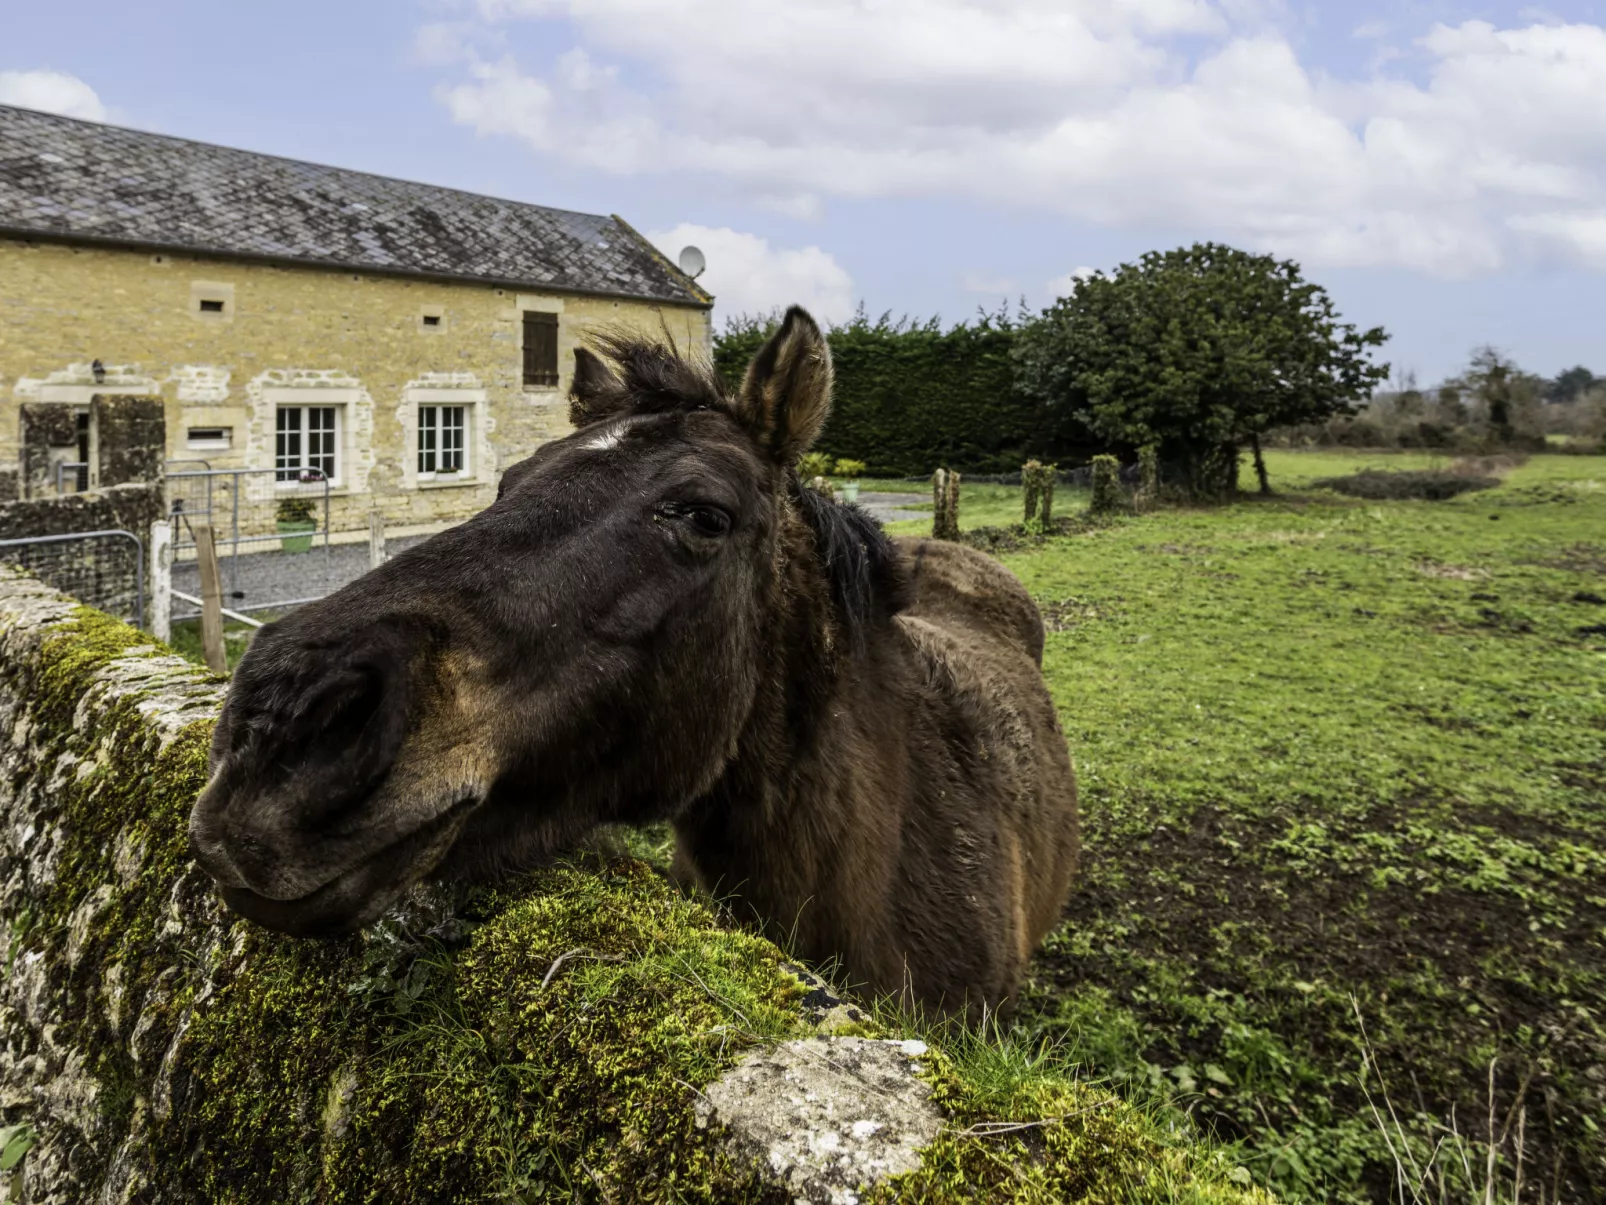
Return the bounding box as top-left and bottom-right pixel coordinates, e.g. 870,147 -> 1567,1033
1022,804 -> 1606,1204
1040,597 -> 1117,633
1415,562 -> 1489,580
1524,542 -> 1606,574
1312,470 -> 1500,500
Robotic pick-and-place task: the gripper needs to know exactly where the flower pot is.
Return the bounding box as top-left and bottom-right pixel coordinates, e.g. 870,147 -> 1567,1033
277,520 -> 316,553
840,480 -> 861,503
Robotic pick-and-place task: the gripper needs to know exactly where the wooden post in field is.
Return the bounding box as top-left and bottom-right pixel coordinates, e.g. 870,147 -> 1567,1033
194,523 -> 227,674
932,468 -> 961,540
369,510 -> 388,571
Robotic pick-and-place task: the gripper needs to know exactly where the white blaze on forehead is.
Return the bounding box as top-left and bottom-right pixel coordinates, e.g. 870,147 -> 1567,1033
585,419 -> 638,451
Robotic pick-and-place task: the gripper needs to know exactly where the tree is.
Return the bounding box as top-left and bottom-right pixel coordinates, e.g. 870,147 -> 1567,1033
1448,346 -> 1547,443
1546,365 -> 1598,404
1014,243 -> 1390,496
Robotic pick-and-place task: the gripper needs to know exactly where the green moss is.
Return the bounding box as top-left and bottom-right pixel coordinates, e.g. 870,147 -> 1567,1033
7,598 -> 1271,1202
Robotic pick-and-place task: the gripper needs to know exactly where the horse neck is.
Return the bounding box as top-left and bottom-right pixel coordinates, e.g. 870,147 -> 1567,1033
675,505 -> 872,887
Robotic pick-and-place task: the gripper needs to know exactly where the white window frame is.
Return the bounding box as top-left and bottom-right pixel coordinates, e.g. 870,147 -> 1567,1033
400,385 -> 488,489
274,404 -> 342,487
416,403 -> 470,480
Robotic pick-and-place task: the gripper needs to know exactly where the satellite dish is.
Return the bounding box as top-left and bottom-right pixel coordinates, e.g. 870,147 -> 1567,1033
677,245 -> 706,280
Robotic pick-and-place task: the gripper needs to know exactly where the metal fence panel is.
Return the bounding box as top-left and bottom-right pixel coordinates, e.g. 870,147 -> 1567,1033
0,530 -> 145,628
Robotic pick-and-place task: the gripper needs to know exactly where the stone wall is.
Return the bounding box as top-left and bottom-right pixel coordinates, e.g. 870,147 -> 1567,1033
0,239 -> 713,535
0,573 -> 1268,1204
0,484 -> 163,624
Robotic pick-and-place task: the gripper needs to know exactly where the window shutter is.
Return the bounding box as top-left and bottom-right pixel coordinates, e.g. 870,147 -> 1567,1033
523,312 -> 559,387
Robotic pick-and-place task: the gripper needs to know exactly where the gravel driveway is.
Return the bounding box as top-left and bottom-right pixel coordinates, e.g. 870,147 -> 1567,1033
171,535 -> 432,620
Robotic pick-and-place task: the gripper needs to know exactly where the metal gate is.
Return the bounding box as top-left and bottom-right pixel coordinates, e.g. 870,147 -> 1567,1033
165,468 -> 332,618
0,530 -> 145,627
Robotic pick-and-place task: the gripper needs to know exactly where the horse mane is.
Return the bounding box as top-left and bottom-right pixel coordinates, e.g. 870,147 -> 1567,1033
791,481 -> 910,649
581,329 -> 909,647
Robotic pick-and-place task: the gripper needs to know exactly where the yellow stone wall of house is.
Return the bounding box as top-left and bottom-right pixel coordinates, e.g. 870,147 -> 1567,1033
0,237 -> 712,530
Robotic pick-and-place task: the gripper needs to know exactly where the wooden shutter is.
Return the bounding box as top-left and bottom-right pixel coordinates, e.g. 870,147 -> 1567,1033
523,312 -> 559,387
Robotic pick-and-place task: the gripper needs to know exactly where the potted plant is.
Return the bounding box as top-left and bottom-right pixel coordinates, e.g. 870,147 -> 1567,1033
275,496 -> 318,553
833,458 -> 866,503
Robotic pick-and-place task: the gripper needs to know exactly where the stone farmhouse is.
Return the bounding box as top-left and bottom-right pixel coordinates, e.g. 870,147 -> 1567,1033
0,103 -> 713,531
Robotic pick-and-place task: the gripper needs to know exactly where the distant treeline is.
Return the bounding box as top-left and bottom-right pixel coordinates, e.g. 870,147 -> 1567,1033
713,308 -> 1098,476
713,245 -> 1600,482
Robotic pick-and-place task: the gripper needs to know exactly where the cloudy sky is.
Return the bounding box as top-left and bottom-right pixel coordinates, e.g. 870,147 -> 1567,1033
4,1 -> 1603,383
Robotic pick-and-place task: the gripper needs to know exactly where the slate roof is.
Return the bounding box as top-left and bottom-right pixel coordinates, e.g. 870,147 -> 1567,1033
0,104 -> 711,307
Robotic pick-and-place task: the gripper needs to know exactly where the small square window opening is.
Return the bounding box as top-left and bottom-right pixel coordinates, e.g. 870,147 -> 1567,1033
198,298 -> 226,313
186,427 -> 232,451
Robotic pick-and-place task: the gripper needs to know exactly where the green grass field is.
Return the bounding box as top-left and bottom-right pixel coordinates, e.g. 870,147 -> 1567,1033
893,452 -> 1604,1203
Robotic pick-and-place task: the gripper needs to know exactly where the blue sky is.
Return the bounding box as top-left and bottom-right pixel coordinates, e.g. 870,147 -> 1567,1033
4,0 -> 1603,385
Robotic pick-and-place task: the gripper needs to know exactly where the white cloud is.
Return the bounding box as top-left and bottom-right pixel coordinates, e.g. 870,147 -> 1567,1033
0,69 -> 106,121
1045,267 -> 1099,297
647,223 -> 855,323
431,5 -> 1606,275
1509,210 -> 1606,268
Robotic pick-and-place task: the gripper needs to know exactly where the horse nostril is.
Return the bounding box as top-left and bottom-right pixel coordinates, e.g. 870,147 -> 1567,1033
274,654 -> 412,793
313,670 -> 387,747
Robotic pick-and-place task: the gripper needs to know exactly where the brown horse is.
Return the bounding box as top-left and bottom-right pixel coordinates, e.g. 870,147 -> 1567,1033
189,307 -> 1078,1014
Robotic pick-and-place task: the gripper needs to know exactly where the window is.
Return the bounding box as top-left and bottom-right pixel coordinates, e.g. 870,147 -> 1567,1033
186,426 -> 232,451
417,405 -> 467,477
523,311 -> 559,387
198,299 -> 226,313
422,314 -> 441,327
276,406 -> 339,483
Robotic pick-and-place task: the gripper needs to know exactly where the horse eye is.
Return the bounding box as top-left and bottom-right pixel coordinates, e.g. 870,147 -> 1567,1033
689,506 -> 731,536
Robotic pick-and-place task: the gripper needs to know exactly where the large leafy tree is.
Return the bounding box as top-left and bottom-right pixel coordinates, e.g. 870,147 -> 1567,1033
1015,243 -> 1390,495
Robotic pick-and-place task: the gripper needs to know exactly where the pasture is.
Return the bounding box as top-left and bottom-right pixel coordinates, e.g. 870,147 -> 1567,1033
875,451 -> 1603,1203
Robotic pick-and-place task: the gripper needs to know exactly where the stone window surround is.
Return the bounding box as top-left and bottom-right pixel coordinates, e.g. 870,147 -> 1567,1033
272,402 -> 344,487
397,380 -> 492,491
245,372 -> 375,497
190,280 -> 236,323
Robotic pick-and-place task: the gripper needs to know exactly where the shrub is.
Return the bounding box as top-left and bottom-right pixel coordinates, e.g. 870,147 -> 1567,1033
1311,470 -> 1499,500
796,452 -> 835,480
1090,455 -> 1123,514
716,309 -> 1069,476
275,497 -> 316,526
833,458 -> 867,479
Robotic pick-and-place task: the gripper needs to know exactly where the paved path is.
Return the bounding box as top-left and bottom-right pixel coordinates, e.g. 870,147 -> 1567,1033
854,491 -> 930,524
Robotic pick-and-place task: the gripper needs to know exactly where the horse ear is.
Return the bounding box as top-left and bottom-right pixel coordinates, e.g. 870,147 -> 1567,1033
569,347 -> 624,427
736,306 -> 833,463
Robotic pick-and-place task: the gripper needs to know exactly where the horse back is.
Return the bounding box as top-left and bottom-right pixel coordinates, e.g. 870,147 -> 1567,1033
895,537 -> 1046,664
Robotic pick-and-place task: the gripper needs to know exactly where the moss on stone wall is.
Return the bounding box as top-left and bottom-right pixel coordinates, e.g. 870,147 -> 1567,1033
0,576 -> 1272,1202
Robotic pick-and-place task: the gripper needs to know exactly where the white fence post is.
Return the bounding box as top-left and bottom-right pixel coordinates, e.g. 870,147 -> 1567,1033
369,510 -> 388,571
150,519 -> 172,642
